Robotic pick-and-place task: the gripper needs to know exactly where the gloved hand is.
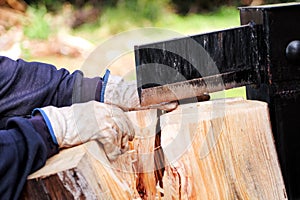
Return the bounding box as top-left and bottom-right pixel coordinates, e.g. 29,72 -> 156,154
33,101 -> 134,161
100,70 -> 178,111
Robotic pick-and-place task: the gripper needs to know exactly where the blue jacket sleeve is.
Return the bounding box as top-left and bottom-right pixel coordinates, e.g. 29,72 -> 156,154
0,56 -> 101,129
0,117 -> 53,200
0,56 -> 102,199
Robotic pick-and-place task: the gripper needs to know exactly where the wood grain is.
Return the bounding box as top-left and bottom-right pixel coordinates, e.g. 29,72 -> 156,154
160,98 -> 287,199
22,98 -> 287,200
21,141 -> 139,199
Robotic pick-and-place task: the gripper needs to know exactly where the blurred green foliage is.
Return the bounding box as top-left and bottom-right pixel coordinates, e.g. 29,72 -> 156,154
21,0 -> 299,98
171,0 -> 300,14
98,0 -> 171,33
23,6 -> 51,39
155,6 -> 240,34
70,5 -> 240,44
22,0 -> 300,40
24,0 -> 300,13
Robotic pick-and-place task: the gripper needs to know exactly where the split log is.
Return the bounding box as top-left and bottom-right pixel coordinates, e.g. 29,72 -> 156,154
128,109 -> 159,199
160,98 -> 287,199
21,109 -> 159,200
21,98 -> 287,199
21,141 -> 139,199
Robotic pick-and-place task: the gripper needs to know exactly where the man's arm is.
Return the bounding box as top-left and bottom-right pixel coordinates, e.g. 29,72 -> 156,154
0,116 -> 58,200
0,56 -> 102,128
0,100 -> 135,200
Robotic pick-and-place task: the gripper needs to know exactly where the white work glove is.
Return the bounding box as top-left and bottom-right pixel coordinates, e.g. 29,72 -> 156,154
100,69 -> 178,111
33,101 -> 134,161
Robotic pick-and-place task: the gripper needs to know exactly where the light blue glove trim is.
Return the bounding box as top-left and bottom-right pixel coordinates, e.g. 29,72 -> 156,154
100,69 -> 111,102
32,108 -> 58,145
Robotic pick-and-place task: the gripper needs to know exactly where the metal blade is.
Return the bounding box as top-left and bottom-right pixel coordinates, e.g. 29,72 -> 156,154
140,68 -> 258,106
134,24 -> 263,106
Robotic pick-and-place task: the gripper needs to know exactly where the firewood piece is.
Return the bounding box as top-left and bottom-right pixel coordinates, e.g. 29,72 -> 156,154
21,109 -> 160,200
22,98 -> 286,200
21,141 -> 139,199
160,98 -> 287,199
126,109 -> 160,199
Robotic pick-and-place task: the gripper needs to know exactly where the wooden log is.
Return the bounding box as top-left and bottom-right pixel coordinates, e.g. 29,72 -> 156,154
160,98 -> 287,199
21,141 -> 139,199
126,109 -> 159,199
21,98 -> 287,199
21,109 -> 159,200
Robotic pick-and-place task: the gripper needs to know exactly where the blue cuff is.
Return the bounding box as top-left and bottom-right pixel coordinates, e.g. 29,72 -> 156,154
100,69 -> 110,102
32,108 -> 58,145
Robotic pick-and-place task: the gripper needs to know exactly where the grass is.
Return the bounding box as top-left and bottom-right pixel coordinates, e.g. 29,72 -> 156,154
72,5 -> 240,43
210,86 -> 247,100
22,4 -> 240,45
155,6 -> 240,35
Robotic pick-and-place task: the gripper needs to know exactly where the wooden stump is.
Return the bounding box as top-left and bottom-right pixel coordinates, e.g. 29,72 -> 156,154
21,109 -> 159,200
21,141 -> 139,199
160,98 -> 287,199
127,109 -> 159,199
22,98 -> 287,199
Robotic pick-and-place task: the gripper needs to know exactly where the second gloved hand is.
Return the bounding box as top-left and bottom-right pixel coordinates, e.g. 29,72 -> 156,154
33,101 -> 134,161
100,70 -> 178,111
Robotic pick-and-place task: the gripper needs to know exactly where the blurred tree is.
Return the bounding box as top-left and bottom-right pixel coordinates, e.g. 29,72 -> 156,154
172,0 -> 227,14
22,0 -> 300,13
171,0 -> 299,14
22,0 -> 120,10
21,0 -> 300,18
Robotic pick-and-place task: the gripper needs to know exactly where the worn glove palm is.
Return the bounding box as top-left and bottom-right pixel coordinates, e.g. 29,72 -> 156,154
34,101 -> 134,161
101,70 -> 178,111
